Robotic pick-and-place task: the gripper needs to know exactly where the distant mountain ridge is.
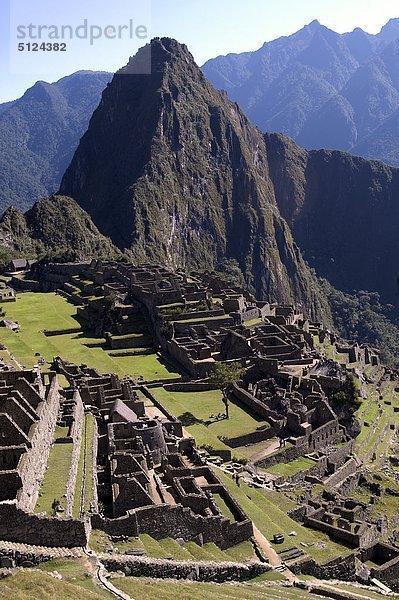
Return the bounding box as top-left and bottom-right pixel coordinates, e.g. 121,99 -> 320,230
0,71 -> 112,214
203,18 -> 399,166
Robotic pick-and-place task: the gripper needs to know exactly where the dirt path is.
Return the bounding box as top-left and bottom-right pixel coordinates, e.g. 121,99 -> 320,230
249,438 -> 281,464
252,526 -> 297,583
3,347 -> 23,370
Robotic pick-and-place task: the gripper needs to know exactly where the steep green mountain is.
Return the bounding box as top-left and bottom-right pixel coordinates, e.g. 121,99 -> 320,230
0,71 -> 111,213
0,195 -> 120,261
264,132 -> 399,306
203,19 -> 399,167
59,38 -> 329,319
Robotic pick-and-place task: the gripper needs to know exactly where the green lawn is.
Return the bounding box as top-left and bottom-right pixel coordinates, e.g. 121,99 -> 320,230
152,387 -> 268,439
232,439 -> 278,460
90,530 -> 254,562
0,568 -> 109,600
212,491 -> 236,521
73,413 -> 95,518
35,441 -> 73,515
0,567 -> 383,600
114,579 -> 321,600
0,292 -> 179,381
34,558 -> 112,599
266,457 -> 316,478
216,468 -> 352,564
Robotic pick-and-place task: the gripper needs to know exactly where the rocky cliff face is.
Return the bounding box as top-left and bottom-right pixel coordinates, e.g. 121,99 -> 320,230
60,38 -> 328,318
0,195 -> 119,260
265,132 -> 399,305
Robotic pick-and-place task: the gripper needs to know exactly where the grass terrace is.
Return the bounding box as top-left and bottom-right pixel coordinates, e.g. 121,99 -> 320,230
0,292 -> 179,381
89,530 -> 255,562
1,566 -> 387,600
265,457 -> 317,478
114,579 -> 322,600
216,468 -> 353,564
153,387 -> 269,440
35,435 -> 73,515
73,413 -> 95,518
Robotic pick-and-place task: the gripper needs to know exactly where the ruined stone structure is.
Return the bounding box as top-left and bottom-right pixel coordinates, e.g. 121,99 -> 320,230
0,370 -> 60,511
3,259 -> 394,591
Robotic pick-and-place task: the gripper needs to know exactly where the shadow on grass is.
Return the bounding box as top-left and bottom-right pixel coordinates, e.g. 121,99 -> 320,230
178,411 -> 206,427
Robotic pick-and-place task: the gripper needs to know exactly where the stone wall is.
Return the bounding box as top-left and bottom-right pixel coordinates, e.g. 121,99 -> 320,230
231,383 -> 274,421
167,339 -> 210,378
92,503 -> 253,549
310,420 -> 342,450
324,458 -> 357,490
0,503 -> 88,547
17,376 -> 61,512
304,511 -> 379,549
255,443 -> 307,470
100,555 -> 270,582
91,417 -> 99,513
359,543 -> 399,592
286,457 -> 327,485
337,473 -> 361,497
327,441 -> 355,472
140,387 -> 183,436
65,392 -> 84,517
224,426 -> 275,448
291,553 -> 356,581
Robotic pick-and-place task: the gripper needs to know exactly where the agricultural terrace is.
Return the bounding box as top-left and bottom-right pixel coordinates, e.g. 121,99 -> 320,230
0,292 -> 179,381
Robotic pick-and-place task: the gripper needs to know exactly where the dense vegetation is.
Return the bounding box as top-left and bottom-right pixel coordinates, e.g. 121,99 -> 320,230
203,19 -> 399,167
266,132 -> 399,307
321,278 -> 399,368
0,71 -> 110,213
0,195 -> 121,262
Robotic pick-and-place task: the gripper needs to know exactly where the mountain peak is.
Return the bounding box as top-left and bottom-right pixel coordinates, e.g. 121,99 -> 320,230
378,17 -> 399,43
119,37 -> 193,76
59,39 -> 327,314
307,19 -> 321,30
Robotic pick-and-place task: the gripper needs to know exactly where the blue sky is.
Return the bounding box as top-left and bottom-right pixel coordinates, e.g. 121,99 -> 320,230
1,0 -> 398,102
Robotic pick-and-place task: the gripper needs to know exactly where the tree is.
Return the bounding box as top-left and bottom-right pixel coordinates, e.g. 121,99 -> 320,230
330,373 -> 361,411
209,362 -> 245,419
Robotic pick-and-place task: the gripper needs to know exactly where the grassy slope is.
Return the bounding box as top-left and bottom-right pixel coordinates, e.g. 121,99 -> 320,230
90,529 -> 255,562
216,468 -> 352,564
0,569 -> 107,600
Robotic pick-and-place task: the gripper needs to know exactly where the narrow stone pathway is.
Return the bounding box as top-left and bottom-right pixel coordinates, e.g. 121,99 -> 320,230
83,548 -> 133,600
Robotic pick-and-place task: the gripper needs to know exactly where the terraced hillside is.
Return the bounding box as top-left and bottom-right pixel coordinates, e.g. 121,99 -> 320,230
0,291 -> 179,381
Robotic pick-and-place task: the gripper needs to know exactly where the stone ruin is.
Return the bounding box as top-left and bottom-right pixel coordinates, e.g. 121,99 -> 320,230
0,369 -> 60,511
3,258 -> 396,590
